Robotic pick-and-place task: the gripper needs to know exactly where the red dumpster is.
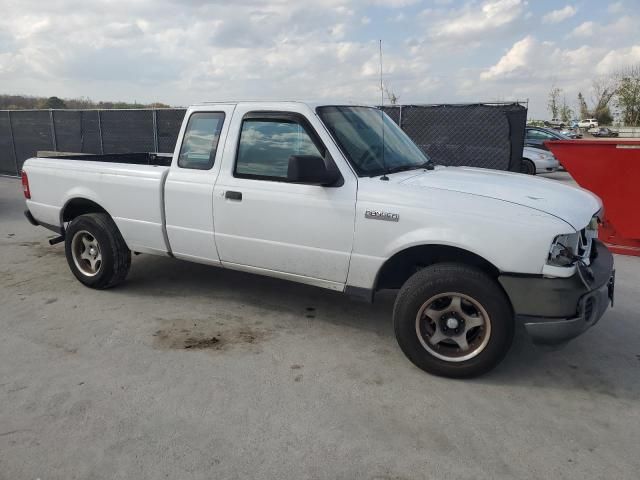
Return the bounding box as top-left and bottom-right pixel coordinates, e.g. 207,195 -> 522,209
545,139 -> 640,256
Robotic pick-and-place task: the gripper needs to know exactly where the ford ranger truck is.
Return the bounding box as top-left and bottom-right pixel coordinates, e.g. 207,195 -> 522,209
21,102 -> 615,378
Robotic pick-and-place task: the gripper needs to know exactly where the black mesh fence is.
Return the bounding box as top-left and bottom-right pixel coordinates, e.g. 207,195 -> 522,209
0,104 -> 525,176
0,108 -> 187,176
53,110 -> 102,154
9,110 -> 54,172
382,103 -> 527,172
0,112 -> 17,175
157,109 -> 187,153
101,110 -> 155,154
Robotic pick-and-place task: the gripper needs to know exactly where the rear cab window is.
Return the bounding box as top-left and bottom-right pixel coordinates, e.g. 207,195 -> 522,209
178,112 -> 225,170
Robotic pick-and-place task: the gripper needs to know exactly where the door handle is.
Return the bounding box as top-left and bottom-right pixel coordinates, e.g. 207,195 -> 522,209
225,190 -> 242,201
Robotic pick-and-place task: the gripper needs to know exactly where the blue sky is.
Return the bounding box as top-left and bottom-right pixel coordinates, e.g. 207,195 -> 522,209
0,0 -> 638,118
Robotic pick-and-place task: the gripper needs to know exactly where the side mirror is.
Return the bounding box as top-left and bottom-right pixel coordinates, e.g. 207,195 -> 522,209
287,155 -> 341,186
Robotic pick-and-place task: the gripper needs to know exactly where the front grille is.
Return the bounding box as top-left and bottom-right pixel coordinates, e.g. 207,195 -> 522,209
577,216 -> 599,265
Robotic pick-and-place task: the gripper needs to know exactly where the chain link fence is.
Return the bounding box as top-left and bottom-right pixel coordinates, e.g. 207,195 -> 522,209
0,103 -> 526,176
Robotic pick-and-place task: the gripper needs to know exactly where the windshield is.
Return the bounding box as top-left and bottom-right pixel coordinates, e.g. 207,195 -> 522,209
317,106 -> 431,176
545,128 -> 570,139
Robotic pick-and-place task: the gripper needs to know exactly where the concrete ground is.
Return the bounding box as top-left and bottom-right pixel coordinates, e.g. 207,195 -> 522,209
1,174 -> 639,480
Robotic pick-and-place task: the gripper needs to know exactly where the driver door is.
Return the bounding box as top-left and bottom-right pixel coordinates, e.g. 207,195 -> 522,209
213,106 -> 357,288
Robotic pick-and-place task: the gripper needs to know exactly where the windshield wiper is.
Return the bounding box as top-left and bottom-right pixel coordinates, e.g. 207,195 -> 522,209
383,160 -> 435,176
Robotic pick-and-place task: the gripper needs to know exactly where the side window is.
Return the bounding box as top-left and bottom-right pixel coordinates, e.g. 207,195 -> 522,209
235,118 -> 323,180
178,112 -> 225,170
528,130 -> 550,140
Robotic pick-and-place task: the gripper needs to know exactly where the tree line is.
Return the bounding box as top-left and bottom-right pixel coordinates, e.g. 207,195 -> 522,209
0,94 -> 172,110
547,64 -> 640,126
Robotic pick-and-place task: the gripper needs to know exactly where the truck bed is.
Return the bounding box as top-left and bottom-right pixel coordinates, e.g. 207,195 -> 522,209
24,155 -> 171,255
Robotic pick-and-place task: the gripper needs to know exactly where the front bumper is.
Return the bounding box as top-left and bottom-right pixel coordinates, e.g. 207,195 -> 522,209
499,240 -> 614,345
535,157 -> 560,174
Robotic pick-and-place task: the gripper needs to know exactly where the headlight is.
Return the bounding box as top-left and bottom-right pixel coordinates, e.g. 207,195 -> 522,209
547,218 -> 599,267
548,232 -> 580,266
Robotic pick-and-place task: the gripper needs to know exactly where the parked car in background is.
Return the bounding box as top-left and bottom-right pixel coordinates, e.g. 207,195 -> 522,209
525,126 -> 571,151
578,118 -> 598,129
546,118 -> 565,128
559,128 -> 582,139
521,146 -> 560,175
591,127 -> 619,138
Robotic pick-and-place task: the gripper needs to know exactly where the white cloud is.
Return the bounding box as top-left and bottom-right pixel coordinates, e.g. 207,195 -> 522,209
570,21 -> 595,37
431,0 -> 524,41
475,34 -> 640,117
480,36 -> 534,80
608,2 -> 624,14
329,23 -> 347,39
370,0 -> 421,6
569,17 -> 637,43
596,46 -> 640,74
481,36 -> 610,82
542,5 -> 577,24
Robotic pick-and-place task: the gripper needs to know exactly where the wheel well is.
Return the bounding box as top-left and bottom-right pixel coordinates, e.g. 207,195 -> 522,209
375,245 -> 500,291
61,198 -> 108,225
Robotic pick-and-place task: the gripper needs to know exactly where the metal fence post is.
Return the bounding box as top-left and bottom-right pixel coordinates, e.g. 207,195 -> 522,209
97,110 -> 104,154
152,109 -> 159,153
49,109 -> 58,151
398,105 -> 403,130
7,110 -> 19,175
79,111 -> 85,153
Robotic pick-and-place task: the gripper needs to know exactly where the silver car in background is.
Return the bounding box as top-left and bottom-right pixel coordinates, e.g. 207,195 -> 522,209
521,146 -> 560,175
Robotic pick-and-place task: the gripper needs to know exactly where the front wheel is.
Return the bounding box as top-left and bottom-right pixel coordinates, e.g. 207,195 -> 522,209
393,263 -> 514,378
64,213 -> 131,289
520,158 -> 536,175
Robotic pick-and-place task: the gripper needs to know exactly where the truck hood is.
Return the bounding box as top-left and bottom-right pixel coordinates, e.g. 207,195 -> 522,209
397,166 -> 601,230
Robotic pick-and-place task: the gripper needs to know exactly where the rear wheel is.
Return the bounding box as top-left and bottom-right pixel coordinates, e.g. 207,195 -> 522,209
64,213 -> 131,289
393,263 -> 514,378
520,158 -> 536,175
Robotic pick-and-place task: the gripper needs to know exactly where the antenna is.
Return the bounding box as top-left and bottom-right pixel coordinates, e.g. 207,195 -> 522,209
379,39 -> 384,107
379,39 -> 389,181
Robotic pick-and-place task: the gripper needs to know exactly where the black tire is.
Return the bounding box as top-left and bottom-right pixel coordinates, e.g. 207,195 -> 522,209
393,263 -> 514,378
64,213 -> 131,289
520,158 -> 536,175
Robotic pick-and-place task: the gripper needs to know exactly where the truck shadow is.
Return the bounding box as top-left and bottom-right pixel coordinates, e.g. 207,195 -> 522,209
121,254 -> 395,337
119,255 -> 640,401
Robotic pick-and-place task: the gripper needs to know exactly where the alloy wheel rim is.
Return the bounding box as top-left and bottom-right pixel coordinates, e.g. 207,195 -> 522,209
415,292 -> 491,362
71,230 -> 102,277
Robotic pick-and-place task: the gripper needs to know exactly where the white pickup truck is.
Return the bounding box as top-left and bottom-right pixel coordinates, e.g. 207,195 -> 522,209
22,102 -> 615,378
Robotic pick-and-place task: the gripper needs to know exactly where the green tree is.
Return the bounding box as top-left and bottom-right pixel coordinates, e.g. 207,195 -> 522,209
41,96 -> 67,109
559,96 -> 573,123
577,92 -> 590,119
594,106 -> 613,125
547,86 -> 561,119
591,78 -> 616,125
616,64 -> 640,126
383,84 -> 399,105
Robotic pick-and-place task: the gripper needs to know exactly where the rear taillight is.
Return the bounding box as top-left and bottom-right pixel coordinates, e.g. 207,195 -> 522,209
21,171 -> 31,199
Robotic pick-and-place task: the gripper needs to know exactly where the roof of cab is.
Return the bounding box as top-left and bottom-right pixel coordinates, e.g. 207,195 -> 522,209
189,100 -> 374,109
